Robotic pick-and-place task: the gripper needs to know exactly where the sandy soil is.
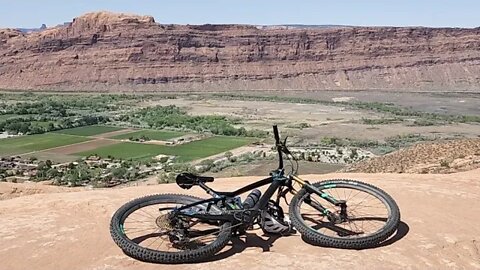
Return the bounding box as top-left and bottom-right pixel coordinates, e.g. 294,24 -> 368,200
260,90 -> 480,116
0,181 -> 79,200
141,97 -> 480,143
146,98 -> 368,130
1,170 -> 480,270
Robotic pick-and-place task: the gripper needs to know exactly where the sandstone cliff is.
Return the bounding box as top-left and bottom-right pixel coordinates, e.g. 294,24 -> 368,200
1,11 -> 480,91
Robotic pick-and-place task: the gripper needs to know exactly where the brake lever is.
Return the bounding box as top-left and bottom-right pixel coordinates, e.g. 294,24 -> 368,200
282,145 -> 292,156
277,136 -> 292,156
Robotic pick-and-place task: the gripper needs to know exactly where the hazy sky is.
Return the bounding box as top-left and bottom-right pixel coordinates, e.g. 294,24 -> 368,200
0,0 -> 478,28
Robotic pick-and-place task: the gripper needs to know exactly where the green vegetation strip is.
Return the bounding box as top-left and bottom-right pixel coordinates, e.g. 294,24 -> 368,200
0,114 -> 21,121
53,125 -> 124,136
75,136 -> 256,161
110,130 -> 186,141
133,105 -> 267,137
0,133 -> 91,155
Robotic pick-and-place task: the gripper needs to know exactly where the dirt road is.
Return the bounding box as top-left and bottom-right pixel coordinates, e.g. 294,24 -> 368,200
1,170 -> 479,270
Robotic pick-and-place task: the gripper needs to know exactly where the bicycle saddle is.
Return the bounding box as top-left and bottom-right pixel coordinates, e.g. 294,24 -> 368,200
176,172 -> 214,190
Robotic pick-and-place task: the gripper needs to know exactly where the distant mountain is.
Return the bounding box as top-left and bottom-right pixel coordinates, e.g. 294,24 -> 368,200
257,24 -> 354,29
17,24 -> 47,33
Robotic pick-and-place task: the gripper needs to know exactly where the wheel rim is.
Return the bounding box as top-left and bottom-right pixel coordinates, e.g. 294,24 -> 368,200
296,184 -> 392,239
119,200 -> 224,252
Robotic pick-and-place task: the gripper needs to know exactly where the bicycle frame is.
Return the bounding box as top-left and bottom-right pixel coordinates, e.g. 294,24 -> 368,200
171,125 -> 345,226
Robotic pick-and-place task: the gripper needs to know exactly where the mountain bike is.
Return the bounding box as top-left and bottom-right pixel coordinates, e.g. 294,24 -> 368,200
110,125 -> 400,263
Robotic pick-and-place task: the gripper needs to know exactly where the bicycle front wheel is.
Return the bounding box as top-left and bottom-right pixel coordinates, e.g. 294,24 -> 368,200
290,179 -> 400,249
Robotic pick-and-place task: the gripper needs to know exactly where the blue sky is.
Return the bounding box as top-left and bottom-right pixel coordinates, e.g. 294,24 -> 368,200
0,0 -> 478,28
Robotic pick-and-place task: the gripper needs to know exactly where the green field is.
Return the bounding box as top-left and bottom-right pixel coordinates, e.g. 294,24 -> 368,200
0,133 -> 91,155
76,136 -> 256,161
168,136 -> 256,161
54,125 -> 124,136
75,142 -> 168,160
111,130 -> 186,141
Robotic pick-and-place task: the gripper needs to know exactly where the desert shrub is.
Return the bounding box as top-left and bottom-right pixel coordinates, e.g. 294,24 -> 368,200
349,148 -> 358,159
361,117 -> 403,125
410,119 -> 436,126
286,122 -> 311,129
440,160 -> 450,168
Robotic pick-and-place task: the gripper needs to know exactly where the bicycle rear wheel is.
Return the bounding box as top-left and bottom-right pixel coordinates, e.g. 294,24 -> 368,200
290,179 -> 400,249
110,194 -> 231,263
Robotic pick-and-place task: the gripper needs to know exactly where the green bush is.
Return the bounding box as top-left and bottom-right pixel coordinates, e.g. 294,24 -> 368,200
361,117 -> 403,125
134,105 -> 267,137
286,122 -> 311,129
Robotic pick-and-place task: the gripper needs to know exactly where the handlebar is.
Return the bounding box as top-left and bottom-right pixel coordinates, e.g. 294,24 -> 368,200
273,125 -> 281,145
272,125 -> 284,169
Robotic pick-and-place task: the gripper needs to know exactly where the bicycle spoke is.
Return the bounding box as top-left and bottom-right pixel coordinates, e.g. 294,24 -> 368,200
298,185 -> 391,238
119,199 -> 228,253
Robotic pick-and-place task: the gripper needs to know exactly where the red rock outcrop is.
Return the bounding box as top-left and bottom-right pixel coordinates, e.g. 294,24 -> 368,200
1,11 -> 480,91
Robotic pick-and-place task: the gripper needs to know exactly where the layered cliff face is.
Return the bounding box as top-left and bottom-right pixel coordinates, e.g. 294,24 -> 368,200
1,11 -> 480,91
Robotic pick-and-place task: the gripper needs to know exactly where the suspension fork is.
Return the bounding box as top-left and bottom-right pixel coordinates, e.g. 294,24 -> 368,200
291,175 -> 347,222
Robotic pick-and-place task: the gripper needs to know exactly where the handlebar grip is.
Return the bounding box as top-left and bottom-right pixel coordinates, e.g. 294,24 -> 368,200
273,125 -> 280,144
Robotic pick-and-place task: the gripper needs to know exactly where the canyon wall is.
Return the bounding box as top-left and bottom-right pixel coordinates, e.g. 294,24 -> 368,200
1,12 -> 480,91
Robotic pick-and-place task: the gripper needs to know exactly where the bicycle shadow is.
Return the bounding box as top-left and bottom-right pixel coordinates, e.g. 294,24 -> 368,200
199,232 -> 286,262
300,220 -> 410,250
374,220 -> 410,248
201,221 -> 410,262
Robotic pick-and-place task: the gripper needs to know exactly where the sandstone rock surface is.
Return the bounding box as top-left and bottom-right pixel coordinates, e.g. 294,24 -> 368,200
347,138 -> 480,173
1,171 -> 480,269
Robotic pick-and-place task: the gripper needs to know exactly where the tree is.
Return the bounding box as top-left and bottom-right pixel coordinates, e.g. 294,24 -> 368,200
37,161 -> 48,171
45,160 -> 53,168
112,167 -> 127,179
47,122 -> 55,131
349,148 -> 358,159
60,118 -> 73,129
65,169 -> 79,186
5,122 -> 22,134
126,169 -> 139,181
46,168 -> 60,179
224,151 -> 233,159
76,163 -> 92,181
29,124 -> 45,134
199,159 -> 215,171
